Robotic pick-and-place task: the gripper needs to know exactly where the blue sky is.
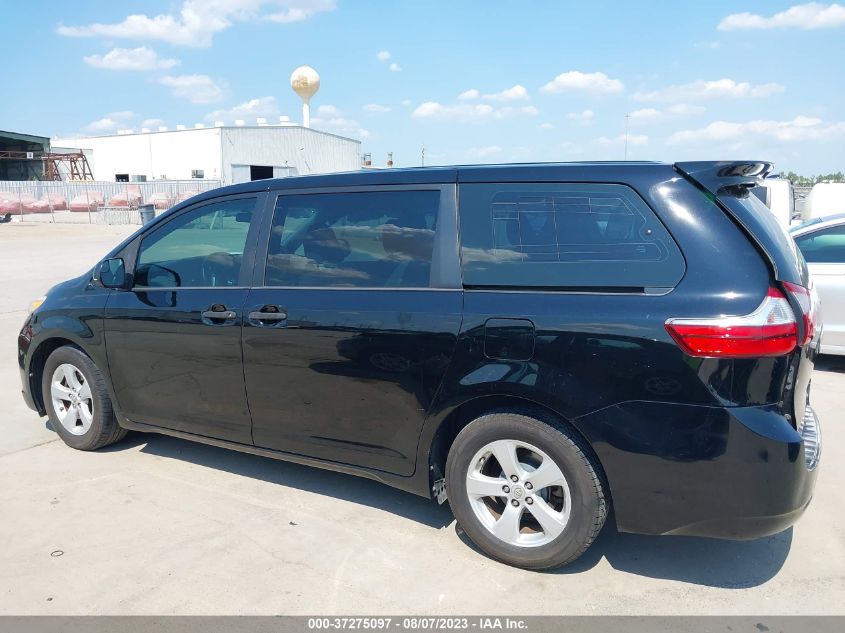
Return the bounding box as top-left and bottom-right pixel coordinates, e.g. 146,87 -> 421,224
3,1 -> 845,173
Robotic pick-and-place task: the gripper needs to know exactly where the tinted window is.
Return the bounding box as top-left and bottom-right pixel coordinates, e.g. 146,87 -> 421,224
265,190 -> 439,288
458,183 -> 685,288
794,224 -> 845,263
135,197 -> 256,288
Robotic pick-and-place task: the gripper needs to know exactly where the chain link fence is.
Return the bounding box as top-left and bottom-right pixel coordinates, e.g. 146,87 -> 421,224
0,180 -> 222,225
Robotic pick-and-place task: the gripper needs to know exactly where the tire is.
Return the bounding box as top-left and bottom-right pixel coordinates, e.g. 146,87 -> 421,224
41,345 -> 127,451
445,408 -> 607,570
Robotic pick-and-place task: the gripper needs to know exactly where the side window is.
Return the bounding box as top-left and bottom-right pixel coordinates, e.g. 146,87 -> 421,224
265,190 -> 439,288
458,183 -> 685,288
134,197 -> 256,288
794,224 -> 845,263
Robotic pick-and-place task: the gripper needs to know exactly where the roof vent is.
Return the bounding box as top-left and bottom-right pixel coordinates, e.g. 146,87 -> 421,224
158,126 -> 169,132
194,123 -> 205,129
214,121 -> 225,127
257,117 -> 268,126
235,119 -> 245,127
176,124 -> 186,130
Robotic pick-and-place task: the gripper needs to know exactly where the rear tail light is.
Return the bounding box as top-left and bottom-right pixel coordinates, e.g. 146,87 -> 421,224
665,287 -> 797,358
782,281 -> 817,346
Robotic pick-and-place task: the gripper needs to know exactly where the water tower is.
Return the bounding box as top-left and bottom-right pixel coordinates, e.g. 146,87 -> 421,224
290,66 -> 320,128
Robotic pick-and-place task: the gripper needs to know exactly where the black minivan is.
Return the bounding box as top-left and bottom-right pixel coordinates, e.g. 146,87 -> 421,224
19,161 -> 821,569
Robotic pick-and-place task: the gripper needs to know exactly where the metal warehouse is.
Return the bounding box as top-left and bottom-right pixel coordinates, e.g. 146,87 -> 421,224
51,122 -> 361,186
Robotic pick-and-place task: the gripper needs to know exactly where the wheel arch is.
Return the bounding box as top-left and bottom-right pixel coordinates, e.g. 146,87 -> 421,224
28,337 -> 87,415
425,394 -> 611,505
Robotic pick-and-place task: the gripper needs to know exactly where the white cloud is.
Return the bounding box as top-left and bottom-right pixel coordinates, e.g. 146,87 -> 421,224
363,103 -> 391,113
598,134 -> 649,146
86,111 -> 134,132
540,71 -> 624,95
264,0 -> 336,23
719,3 -> 845,30
466,145 -> 503,159
412,102 -> 537,122
401,99 -> 413,107
628,104 -> 706,123
83,46 -> 179,70
317,104 -> 342,115
633,78 -> 784,102
159,74 -> 226,103
376,50 -> 391,61
205,96 -> 278,122
695,40 -> 721,49
539,122 -> 554,129
57,0 -> 336,47
667,115 -> 845,145
311,116 -> 369,138
141,118 -> 165,127
567,109 -> 595,125
389,62 -> 402,72
459,85 -> 529,102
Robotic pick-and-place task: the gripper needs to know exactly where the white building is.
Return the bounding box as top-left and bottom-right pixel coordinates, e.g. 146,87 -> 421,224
52,123 -> 361,185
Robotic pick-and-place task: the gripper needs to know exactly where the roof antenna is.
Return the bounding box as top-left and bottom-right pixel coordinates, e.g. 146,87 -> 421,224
421,145 -> 425,167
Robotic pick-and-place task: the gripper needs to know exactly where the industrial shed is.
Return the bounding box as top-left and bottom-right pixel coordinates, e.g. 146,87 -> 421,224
0,130 -> 50,180
52,123 -> 361,185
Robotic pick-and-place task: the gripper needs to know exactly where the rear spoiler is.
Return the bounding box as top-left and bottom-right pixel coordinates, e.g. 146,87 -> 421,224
675,161 -> 808,286
675,161 -> 774,193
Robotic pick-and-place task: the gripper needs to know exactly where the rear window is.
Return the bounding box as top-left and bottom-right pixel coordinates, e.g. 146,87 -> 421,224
457,183 -> 685,288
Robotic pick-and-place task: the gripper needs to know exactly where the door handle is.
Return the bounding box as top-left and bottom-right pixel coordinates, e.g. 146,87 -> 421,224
202,310 -> 237,319
248,310 -> 288,321
248,305 -> 288,327
201,307 -> 238,326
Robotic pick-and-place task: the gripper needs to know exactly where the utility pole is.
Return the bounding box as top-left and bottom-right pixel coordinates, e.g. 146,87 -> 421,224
624,113 -> 631,161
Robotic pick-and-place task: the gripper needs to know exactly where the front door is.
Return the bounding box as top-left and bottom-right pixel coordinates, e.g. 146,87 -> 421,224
104,194 -> 263,443
242,186 -> 463,476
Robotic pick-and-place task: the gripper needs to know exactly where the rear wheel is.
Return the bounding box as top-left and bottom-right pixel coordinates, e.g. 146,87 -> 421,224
446,409 -> 607,569
41,346 -> 127,451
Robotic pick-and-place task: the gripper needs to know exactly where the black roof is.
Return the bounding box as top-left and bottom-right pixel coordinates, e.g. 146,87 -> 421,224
193,161 -> 676,203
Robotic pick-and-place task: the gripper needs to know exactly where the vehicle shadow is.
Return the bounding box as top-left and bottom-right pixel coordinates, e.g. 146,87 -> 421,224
457,518 -> 792,587
119,432 -> 455,529
48,421 -> 793,584
815,354 -> 845,373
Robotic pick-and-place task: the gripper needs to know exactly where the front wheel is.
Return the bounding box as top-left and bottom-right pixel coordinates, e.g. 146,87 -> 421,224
445,409 -> 607,570
41,346 -> 127,451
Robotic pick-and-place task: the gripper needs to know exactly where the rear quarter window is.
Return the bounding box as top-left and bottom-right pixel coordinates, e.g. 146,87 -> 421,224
457,183 -> 685,288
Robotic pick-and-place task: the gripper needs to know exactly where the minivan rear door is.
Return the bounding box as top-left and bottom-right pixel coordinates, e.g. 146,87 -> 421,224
676,161 -> 809,287
676,161 -> 817,425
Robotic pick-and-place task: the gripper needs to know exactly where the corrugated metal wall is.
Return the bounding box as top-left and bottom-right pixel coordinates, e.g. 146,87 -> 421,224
51,126 -> 361,186
221,127 -> 360,183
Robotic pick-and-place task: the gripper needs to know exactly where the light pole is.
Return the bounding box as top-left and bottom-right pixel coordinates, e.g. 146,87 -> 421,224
624,113 -> 631,160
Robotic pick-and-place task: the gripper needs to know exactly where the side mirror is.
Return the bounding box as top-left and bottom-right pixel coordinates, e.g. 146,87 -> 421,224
93,258 -> 127,289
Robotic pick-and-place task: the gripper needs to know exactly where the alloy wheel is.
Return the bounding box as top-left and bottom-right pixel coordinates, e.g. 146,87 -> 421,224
465,439 -> 572,547
50,363 -> 94,436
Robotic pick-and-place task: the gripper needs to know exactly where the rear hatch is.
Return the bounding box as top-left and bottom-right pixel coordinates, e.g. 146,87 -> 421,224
676,161 -> 818,425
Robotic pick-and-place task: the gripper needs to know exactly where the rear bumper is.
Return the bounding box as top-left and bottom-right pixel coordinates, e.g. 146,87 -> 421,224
574,401 -> 820,539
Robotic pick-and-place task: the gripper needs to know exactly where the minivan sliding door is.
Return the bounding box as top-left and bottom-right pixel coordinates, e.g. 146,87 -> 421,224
242,185 -> 462,476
